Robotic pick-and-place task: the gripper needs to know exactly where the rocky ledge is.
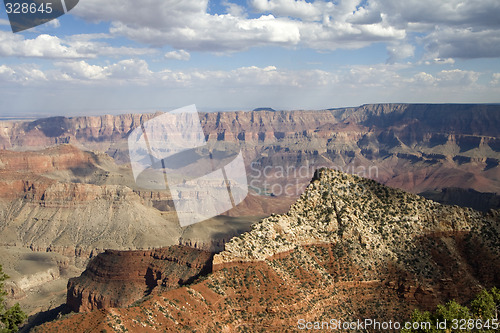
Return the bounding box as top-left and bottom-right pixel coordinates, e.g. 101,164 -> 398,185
66,245 -> 214,312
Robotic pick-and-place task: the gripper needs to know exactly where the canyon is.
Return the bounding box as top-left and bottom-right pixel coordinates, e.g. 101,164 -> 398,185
1,104 -> 499,197
0,103 -> 499,330
33,169 -> 500,332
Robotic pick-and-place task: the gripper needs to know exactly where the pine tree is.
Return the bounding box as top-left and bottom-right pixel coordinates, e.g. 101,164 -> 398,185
0,264 -> 27,333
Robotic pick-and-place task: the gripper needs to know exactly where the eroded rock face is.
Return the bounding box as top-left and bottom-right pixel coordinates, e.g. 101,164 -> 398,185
0,144 -> 183,267
66,245 -> 213,312
0,144 -> 94,175
34,169 -> 500,333
2,104 -> 500,201
214,169 -> 495,268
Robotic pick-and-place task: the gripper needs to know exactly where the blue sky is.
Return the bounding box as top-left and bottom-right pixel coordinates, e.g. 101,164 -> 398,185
0,0 -> 499,117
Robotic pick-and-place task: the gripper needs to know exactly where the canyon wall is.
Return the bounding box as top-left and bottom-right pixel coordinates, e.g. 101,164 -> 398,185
1,104 -> 499,197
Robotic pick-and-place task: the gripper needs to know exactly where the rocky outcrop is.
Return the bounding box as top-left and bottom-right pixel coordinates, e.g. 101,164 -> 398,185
215,170 -> 481,266
4,104 -> 500,329
34,169 -> 500,332
66,245 -> 213,312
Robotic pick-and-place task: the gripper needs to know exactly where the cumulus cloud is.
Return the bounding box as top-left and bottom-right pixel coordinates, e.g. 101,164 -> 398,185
165,50 -> 191,61
222,0 -> 247,17
437,69 -> 480,85
491,73 -> 500,85
427,58 -> 455,65
1,58 -> 338,91
0,32 -> 83,58
248,0 -> 323,20
386,43 -> 415,63
55,60 -> 107,80
0,64 -> 47,83
53,59 -> 153,84
72,0 -> 408,52
69,0 -> 500,60
107,14 -> 302,52
378,0 -> 500,29
0,31 -> 156,59
343,64 -> 406,87
410,69 -> 480,86
2,56 -> 484,95
423,27 -> 500,59
47,19 -> 61,28
413,71 -> 436,85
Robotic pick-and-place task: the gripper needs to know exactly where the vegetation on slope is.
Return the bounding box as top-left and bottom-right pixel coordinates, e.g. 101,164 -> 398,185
0,264 -> 26,333
403,288 -> 500,332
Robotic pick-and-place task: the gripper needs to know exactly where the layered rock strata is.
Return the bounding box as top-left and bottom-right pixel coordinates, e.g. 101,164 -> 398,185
34,169 -> 500,332
66,245 -> 213,312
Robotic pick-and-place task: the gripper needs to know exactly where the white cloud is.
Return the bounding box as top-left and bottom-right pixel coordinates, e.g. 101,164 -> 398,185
248,0 -> 322,20
2,57 -> 484,95
53,59 -> 153,84
386,43 -> 415,64
108,13 -> 302,52
428,58 -> 455,65
2,59 -> 338,91
0,32 -> 83,58
413,71 -> 436,85
0,0 -> 483,61
410,69 -> 480,86
47,19 -> 61,28
56,60 -> 107,80
73,0 -> 408,52
491,73 -> 500,85
106,59 -> 153,81
165,50 -> 190,61
0,64 -> 47,83
378,0 -> 500,29
423,27 -> 500,59
0,31 -> 156,59
343,64 -> 406,88
222,0 -> 247,17
0,65 -> 15,78
437,69 -> 480,85
0,58 -> 498,115
376,0 -> 500,59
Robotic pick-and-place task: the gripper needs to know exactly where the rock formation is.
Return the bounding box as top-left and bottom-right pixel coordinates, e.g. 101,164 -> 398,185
33,169 -> 500,332
0,144 -> 263,268
3,104 -> 500,329
1,104 -> 499,198
66,245 -> 213,312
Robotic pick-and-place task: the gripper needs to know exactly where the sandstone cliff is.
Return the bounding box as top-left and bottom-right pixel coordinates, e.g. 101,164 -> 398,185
66,246 -> 213,312
0,145 -> 261,268
2,104 -> 499,197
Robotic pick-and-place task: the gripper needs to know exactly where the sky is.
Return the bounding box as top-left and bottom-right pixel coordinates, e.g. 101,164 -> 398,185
0,0 -> 499,118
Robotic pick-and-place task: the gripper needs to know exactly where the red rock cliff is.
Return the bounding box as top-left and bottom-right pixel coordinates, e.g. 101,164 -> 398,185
66,245 -> 214,312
